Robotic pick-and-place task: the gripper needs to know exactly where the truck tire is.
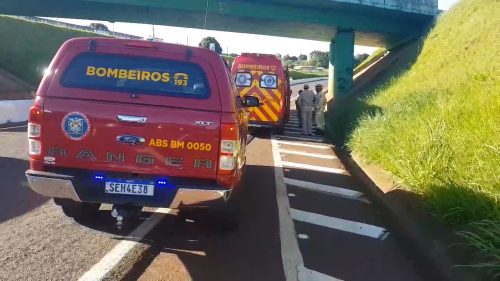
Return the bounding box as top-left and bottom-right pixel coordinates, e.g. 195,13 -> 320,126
54,198 -> 101,220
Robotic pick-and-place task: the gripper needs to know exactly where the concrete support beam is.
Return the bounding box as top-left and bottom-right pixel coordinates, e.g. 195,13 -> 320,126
329,30 -> 355,98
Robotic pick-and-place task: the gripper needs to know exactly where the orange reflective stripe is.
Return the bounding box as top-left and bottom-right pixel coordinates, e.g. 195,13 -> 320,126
261,104 -> 279,121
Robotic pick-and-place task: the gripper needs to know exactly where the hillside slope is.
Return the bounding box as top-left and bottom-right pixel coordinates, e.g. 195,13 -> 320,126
0,16 -> 98,86
332,0 -> 498,275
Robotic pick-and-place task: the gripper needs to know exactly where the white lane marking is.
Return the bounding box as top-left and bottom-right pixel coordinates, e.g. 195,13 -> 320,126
282,161 -> 346,174
297,234 -> 310,240
78,208 -> 173,281
284,127 -> 303,132
280,149 -> 337,160
276,135 -> 326,143
298,265 -> 343,281
273,135 -> 343,281
271,136 -> 303,281
284,178 -> 365,199
380,231 -> 391,240
282,130 -> 324,138
277,140 -> 332,149
291,209 -> 387,239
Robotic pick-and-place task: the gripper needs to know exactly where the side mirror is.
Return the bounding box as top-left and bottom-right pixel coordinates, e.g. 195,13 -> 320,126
243,96 -> 260,107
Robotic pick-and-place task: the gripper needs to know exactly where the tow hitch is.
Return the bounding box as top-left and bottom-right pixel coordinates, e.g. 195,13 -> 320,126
111,205 -> 142,229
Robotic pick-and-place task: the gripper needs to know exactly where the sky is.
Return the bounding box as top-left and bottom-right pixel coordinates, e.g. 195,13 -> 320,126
52,0 -> 459,57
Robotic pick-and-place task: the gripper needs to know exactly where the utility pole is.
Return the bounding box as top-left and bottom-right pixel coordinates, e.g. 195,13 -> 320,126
152,25 -> 155,38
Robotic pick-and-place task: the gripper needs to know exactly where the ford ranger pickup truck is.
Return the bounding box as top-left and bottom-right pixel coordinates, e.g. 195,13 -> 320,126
25,38 -> 259,226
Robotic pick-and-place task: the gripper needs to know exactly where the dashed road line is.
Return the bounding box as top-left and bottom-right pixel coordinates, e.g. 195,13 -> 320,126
273,135 -> 344,281
271,136 -> 304,281
78,208 -> 173,281
284,178 -> 366,200
283,127 -> 303,132
279,149 -> 337,159
290,209 -> 387,239
282,161 -> 346,174
277,140 -> 332,149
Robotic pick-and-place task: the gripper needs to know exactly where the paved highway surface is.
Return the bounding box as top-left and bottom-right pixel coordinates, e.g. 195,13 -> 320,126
0,83 -> 430,280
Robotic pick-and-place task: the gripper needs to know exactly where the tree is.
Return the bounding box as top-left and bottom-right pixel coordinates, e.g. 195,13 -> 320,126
199,36 -> 223,54
354,53 -> 370,67
298,54 -> 307,61
309,51 -> 329,68
289,56 -> 298,62
283,54 -> 291,61
90,23 -> 108,31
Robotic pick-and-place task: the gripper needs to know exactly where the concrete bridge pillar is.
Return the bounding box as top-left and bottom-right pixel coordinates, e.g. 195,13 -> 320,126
328,30 -> 355,98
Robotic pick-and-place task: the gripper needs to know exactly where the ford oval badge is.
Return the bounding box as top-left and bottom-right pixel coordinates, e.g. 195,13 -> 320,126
116,135 -> 145,145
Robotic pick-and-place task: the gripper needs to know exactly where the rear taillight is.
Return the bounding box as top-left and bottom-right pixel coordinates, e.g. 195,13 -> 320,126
28,139 -> 41,155
218,124 -> 240,174
28,123 -> 41,138
28,106 -> 43,155
29,106 -> 43,123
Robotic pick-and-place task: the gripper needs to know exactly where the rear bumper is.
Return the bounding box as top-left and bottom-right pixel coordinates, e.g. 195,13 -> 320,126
25,170 -> 230,208
249,120 -> 283,128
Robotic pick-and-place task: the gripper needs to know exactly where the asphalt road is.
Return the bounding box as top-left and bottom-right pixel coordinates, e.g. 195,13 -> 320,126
0,114 -> 429,281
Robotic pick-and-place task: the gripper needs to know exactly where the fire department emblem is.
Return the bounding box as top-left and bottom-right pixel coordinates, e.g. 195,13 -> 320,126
61,112 -> 90,140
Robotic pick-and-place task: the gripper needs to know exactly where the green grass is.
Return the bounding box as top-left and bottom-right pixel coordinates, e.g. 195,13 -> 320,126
0,16 -> 99,86
222,55 -> 235,66
330,0 -> 499,276
289,70 -> 327,80
353,48 -> 386,75
458,221 -> 500,278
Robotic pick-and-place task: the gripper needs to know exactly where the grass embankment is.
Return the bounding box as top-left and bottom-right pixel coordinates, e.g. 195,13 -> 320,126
353,48 -> 386,75
222,55 -> 235,66
289,70 -> 326,80
0,16 -> 98,86
331,0 -> 499,276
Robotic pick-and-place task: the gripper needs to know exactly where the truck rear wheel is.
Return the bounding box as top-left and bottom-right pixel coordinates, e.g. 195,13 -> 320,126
54,198 -> 101,220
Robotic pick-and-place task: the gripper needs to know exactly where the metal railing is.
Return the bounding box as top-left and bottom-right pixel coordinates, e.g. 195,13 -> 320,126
12,16 -> 143,40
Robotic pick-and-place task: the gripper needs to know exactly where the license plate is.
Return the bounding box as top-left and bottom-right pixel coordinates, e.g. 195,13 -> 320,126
105,179 -> 154,196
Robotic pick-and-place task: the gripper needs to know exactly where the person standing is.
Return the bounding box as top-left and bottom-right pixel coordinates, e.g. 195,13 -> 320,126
312,84 -> 323,126
314,84 -> 327,133
297,84 -> 317,136
295,89 -> 303,128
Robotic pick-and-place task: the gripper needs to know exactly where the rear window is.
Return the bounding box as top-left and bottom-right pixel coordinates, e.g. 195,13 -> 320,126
60,53 -> 210,99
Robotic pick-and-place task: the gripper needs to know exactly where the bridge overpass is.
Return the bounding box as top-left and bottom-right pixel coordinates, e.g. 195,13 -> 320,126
0,0 -> 437,97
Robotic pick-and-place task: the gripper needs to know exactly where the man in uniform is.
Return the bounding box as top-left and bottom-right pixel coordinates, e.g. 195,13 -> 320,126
297,84 -> 317,136
314,84 -> 327,133
295,89 -> 303,128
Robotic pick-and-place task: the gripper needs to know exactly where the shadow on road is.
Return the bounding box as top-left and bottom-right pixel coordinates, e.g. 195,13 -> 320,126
121,162 -> 285,281
0,156 -> 48,223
